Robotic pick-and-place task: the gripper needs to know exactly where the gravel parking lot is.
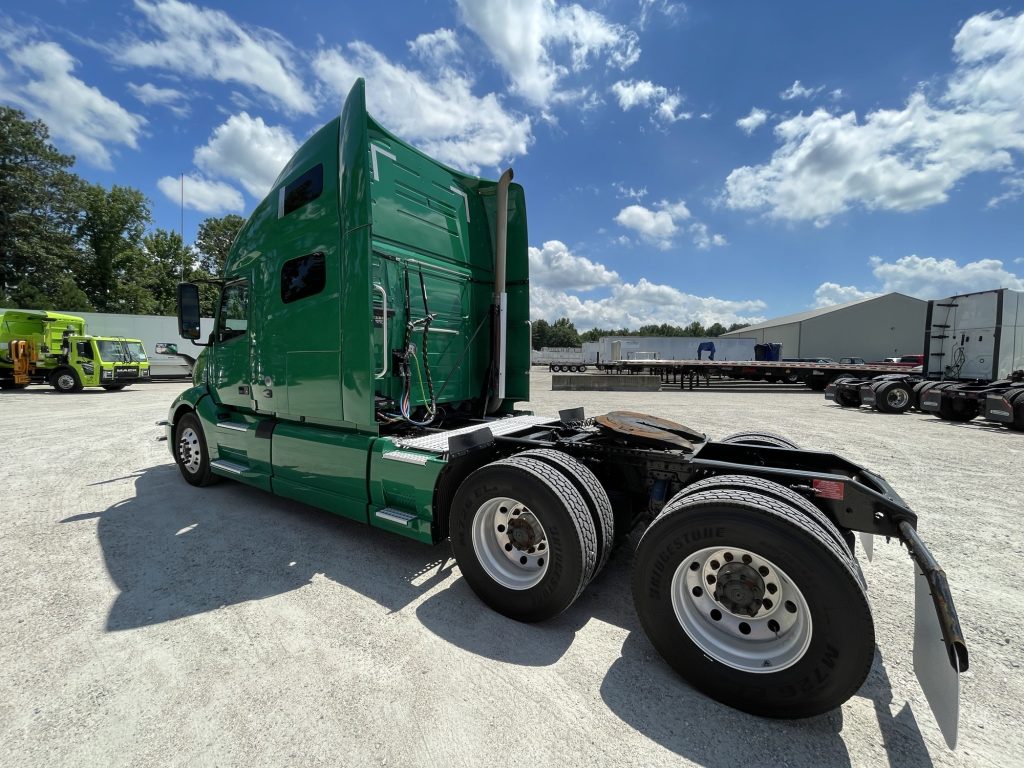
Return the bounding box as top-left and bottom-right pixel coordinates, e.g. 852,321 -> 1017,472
1,372 -> 1019,767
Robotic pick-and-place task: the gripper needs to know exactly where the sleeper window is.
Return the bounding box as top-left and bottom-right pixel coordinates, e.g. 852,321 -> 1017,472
279,164 -> 324,217
281,252 -> 326,304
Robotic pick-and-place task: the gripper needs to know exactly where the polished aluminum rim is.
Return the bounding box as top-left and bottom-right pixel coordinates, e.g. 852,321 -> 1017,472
471,496 -> 549,590
56,374 -> 75,390
671,546 -> 812,673
177,427 -> 202,474
886,387 -> 910,409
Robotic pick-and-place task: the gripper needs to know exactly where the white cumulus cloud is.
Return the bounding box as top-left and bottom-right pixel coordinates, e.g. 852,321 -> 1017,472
115,0 -> 314,114
813,255 -> 1024,306
812,282 -> 880,308
724,10 -> 1024,225
531,280 -> 766,330
611,79 -> 688,123
193,112 -> 298,199
780,80 -> 824,100
157,173 -> 244,214
529,240 -> 620,291
0,40 -> 144,169
313,41 -> 530,173
456,0 -> 639,107
614,199 -> 691,249
736,107 -> 768,135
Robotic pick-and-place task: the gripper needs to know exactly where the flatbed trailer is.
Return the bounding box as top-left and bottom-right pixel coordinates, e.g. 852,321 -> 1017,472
164,79 -> 968,748
607,359 -> 914,390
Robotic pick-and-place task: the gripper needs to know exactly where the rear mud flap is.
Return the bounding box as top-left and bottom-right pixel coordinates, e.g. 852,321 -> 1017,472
984,394 -> 1013,423
914,565 -> 960,748
824,384 -> 836,401
920,392 -> 942,412
859,385 -> 876,407
858,532 -> 873,561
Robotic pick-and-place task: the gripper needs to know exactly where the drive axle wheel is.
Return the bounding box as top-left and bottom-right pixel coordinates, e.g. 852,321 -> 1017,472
875,381 -> 912,414
674,545 -> 812,672
632,488 -> 874,718
450,456 -> 597,622
720,431 -> 799,449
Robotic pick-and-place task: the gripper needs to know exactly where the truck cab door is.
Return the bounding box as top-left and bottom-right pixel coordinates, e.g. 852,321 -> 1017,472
211,279 -> 255,410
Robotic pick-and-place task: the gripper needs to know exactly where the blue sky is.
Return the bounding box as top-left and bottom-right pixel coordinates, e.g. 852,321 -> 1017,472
2,1 -> 1023,328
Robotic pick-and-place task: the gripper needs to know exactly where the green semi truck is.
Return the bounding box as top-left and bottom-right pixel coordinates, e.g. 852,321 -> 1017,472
166,79 -> 967,746
0,309 -> 151,391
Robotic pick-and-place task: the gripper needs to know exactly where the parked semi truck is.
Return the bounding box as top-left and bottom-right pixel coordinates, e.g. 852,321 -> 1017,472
825,289 -> 1024,429
165,79 -> 967,747
0,310 -> 151,391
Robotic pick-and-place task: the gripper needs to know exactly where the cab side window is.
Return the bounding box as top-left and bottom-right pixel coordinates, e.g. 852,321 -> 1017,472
218,283 -> 249,339
76,341 -> 93,359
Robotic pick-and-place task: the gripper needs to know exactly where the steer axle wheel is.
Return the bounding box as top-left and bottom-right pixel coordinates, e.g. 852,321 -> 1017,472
173,412 -> 218,487
450,456 -> 598,622
632,488 -> 874,718
51,367 -> 83,393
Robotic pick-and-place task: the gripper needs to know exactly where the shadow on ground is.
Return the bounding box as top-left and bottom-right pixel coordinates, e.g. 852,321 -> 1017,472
63,463 -> 937,767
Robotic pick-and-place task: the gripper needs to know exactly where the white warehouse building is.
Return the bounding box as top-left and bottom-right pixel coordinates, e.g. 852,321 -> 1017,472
721,293 -> 927,361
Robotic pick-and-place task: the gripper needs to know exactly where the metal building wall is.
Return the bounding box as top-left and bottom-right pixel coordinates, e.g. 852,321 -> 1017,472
798,294 -> 925,360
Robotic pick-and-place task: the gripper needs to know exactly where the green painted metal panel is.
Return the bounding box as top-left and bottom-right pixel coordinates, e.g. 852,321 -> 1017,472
368,439 -> 446,544
270,421 -> 373,522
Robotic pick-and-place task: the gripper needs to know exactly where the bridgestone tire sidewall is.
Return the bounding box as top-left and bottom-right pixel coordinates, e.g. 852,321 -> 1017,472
632,504 -> 874,718
450,462 -> 589,622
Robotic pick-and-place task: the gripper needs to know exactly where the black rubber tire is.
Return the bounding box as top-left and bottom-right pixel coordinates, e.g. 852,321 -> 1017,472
569,365 -> 579,373
669,475 -> 856,566
632,488 -> 874,718
1008,389 -> 1024,431
782,372 -> 801,384
450,456 -> 597,622
578,365 -> 587,373
50,367 -> 83,393
835,388 -> 860,407
912,380 -> 939,410
875,380 -> 913,414
517,448 -> 615,579
937,396 -> 979,422
720,431 -> 799,449
102,384 -> 128,391
173,412 -> 219,487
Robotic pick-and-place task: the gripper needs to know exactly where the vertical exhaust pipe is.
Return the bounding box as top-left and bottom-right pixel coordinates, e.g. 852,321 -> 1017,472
487,168 -> 513,414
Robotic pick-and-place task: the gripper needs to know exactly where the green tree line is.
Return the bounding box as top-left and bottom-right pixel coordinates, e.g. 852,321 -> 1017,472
1,107 -> 242,316
532,318 -> 750,350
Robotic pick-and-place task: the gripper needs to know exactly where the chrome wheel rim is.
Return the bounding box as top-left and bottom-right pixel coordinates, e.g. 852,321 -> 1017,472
471,496 -> 549,590
177,427 -> 202,474
887,387 -> 910,409
671,546 -> 812,673
57,374 -> 75,390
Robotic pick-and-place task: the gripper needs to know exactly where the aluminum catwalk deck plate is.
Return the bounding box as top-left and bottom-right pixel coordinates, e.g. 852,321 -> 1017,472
393,415 -> 558,454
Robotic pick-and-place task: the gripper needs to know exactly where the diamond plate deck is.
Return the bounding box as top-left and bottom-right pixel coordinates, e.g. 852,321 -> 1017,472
393,415 -> 557,454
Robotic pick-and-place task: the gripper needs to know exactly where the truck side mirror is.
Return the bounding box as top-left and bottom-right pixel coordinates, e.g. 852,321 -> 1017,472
177,283 -> 202,341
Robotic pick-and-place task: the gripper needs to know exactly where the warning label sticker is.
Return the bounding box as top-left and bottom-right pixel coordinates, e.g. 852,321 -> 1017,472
812,479 -> 845,500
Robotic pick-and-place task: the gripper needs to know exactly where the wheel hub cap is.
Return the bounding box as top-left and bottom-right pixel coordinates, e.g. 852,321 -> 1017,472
715,563 -> 764,616
671,546 -> 813,673
471,497 -> 549,590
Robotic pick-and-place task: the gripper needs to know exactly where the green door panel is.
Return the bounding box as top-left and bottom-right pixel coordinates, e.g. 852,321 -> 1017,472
283,351 -> 343,423
270,422 -> 373,522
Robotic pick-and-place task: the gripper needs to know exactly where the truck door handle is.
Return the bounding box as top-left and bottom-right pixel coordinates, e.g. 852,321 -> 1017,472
372,282 -> 389,379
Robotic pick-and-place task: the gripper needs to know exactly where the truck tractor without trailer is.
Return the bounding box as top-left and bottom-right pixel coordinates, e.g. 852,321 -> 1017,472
165,79 -> 968,747
0,310 -> 151,392
825,289 -> 1024,429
